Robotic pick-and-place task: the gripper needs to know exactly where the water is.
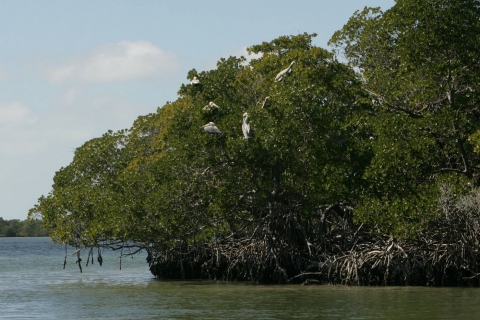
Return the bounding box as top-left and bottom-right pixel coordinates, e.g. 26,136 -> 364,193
1,238 -> 480,319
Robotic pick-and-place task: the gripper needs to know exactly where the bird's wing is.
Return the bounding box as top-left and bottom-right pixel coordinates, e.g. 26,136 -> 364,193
275,70 -> 285,82
242,123 -> 250,138
205,126 -> 221,134
275,68 -> 289,82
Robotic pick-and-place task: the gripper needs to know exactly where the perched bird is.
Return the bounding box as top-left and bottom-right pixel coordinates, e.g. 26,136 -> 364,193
275,61 -> 296,82
261,96 -> 270,109
242,112 -> 251,139
203,101 -> 220,112
190,76 -> 200,85
202,122 -> 221,134
209,101 -> 220,109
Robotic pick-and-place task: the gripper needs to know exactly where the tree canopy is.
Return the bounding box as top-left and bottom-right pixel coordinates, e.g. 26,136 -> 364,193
30,1 -> 480,285
329,0 -> 480,235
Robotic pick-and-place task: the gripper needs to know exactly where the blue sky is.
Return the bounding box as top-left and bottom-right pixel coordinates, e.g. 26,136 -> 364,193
0,0 -> 394,220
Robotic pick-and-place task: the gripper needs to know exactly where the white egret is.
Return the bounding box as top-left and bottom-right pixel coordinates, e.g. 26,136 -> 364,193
190,76 -> 200,85
202,122 -> 221,134
242,112 -> 251,139
261,96 -> 270,109
275,61 -> 296,82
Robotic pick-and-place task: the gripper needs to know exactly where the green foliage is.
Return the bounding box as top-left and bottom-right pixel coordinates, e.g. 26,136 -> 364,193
29,0 -> 480,257
30,33 -> 374,248
330,0 -> 480,236
247,32 -> 317,56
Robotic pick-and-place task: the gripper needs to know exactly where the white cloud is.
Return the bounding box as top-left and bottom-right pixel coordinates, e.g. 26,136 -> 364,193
0,101 -> 38,125
48,41 -> 179,83
0,101 -> 42,155
52,87 -> 80,105
0,89 -> 157,157
2,42 -> 179,219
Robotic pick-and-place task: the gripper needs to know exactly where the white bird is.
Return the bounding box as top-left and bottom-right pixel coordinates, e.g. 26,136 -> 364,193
203,101 -> 220,111
242,112 -> 251,139
275,61 -> 296,82
190,76 -> 200,85
210,101 -> 220,109
202,122 -> 221,134
261,96 -> 270,109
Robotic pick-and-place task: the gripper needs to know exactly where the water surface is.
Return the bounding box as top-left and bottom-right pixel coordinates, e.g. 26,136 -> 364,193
1,237 -> 479,319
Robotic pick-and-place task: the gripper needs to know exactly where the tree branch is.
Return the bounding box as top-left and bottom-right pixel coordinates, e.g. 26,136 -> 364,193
363,88 -> 424,118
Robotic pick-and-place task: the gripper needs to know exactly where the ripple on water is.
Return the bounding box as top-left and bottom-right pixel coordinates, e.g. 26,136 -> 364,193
1,238 -> 480,319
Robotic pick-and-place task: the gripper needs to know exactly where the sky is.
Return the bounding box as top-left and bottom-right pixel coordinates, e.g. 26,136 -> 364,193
0,0 -> 394,220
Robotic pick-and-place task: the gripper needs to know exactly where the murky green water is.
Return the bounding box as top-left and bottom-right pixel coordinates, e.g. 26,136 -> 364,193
1,237 -> 479,319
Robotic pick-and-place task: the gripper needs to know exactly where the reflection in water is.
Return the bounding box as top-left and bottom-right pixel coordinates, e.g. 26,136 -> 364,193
0,237 -> 479,319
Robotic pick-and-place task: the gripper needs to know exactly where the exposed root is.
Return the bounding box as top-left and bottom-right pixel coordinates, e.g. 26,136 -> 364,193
148,190 -> 480,286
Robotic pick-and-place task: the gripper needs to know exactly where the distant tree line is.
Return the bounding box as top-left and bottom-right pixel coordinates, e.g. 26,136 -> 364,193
0,218 -> 49,237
